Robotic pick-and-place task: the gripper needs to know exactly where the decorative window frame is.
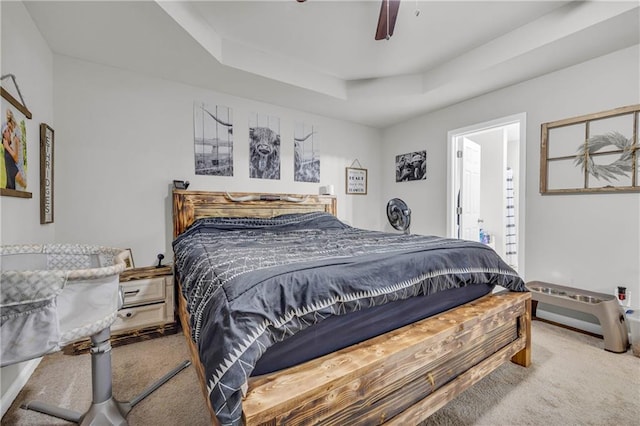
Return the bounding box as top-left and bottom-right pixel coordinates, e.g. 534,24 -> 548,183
540,104 -> 639,194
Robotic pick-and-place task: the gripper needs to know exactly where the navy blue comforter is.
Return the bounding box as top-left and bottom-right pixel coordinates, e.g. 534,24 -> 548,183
173,212 -> 525,425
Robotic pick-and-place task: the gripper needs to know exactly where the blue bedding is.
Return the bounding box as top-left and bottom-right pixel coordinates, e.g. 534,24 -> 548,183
173,212 -> 526,426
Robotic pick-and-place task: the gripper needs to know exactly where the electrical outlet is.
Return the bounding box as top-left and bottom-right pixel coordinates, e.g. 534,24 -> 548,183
615,286 -> 631,308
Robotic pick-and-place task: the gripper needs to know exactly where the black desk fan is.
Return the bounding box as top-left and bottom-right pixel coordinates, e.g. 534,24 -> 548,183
386,198 -> 411,234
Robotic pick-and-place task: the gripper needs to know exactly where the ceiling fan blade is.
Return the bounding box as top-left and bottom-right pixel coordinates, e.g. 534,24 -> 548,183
375,0 -> 401,40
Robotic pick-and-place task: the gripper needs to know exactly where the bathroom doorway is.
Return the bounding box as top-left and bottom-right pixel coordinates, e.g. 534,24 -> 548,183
446,113 -> 526,275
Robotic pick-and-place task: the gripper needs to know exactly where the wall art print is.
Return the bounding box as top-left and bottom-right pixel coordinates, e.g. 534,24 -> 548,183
396,150 -> 426,182
249,113 -> 280,180
294,122 -> 320,183
1,87 -> 32,198
194,102 -> 233,176
540,104 -> 639,194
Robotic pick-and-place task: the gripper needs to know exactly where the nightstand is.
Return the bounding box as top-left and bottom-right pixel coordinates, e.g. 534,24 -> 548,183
115,265 -> 175,333
64,265 -> 178,354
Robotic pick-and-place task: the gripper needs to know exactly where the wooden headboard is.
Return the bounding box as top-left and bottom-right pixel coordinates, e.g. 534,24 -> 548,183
172,190 -> 337,238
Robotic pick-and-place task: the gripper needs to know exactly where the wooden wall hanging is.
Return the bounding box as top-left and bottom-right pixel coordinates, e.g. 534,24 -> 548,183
540,104 -> 639,194
40,123 -> 54,223
346,159 -> 367,195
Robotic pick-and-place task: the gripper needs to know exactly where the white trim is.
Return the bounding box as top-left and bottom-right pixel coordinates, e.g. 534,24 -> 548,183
1,357 -> 41,418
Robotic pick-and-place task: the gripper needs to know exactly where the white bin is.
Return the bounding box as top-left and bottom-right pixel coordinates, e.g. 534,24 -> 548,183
627,310 -> 640,357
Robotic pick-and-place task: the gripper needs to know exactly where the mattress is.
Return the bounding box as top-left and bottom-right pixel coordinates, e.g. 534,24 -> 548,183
173,212 -> 526,425
252,282 -> 493,375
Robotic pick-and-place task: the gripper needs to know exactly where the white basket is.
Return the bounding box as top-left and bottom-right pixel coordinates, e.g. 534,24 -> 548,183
627,310 -> 640,357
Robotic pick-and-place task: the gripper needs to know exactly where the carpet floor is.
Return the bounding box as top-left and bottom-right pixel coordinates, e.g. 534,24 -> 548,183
2,321 -> 639,425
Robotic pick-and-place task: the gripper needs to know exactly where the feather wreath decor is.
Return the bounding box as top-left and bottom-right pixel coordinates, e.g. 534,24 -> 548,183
574,131 -> 635,182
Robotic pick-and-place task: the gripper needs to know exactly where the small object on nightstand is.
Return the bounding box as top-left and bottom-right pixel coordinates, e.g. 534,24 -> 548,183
173,180 -> 190,190
156,253 -> 164,268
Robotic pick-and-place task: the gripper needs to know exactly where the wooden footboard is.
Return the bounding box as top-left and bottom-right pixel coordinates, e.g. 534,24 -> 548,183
177,285 -> 531,425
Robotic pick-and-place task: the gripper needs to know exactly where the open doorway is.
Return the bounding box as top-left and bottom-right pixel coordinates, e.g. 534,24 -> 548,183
446,113 -> 526,276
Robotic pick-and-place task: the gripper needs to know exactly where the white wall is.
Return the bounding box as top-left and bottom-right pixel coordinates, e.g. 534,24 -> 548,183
0,1 -> 54,245
382,45 -> 640,308
53,56 -> 382,267
0,1 -> 54,416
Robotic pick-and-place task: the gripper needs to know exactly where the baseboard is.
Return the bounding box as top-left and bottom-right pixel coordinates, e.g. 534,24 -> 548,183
1,358 -> 41,418
535,308 -> 603,336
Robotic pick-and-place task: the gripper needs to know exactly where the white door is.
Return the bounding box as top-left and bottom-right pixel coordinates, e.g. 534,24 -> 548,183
460,137 -> 481,242
447,113 -> 525,276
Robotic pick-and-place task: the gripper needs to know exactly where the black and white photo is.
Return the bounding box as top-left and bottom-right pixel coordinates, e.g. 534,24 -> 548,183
249,113 -> 280,180
294,122 -> 320,183
396,150 -> 426,182
194,102 -> 233,176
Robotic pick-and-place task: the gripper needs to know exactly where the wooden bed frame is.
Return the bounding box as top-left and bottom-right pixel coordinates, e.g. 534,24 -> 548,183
172,190 -> 531,425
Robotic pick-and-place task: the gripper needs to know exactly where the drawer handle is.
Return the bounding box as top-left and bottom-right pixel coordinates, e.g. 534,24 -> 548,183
124,290 -> 140,296
118,311 -> 135,319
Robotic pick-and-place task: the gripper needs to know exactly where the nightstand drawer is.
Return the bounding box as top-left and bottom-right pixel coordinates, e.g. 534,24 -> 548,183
113,303 -> 166,333
121,277 -> 165,307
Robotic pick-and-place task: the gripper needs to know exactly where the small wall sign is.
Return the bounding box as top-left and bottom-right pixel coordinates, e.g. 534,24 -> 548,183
40,123 -> 54,223
346,167 -> 367,195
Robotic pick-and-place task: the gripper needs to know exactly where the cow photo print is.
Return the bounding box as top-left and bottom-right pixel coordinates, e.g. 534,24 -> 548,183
249,113 -> 281,180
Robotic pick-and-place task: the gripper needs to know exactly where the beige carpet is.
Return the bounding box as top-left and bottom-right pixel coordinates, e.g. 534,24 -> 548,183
3,321 -> 639,425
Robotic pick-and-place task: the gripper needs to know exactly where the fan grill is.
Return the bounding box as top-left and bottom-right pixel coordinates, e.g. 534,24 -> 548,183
387,198 -> 411,234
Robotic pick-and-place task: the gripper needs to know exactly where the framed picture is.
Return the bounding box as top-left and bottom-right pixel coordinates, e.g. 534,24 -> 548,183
40,124 -> 54,224
346,167 -> 367,194
1,87 -> 32,198
396,150 -> 427,182
540,104 -> 639,194
122,249 -> 135,270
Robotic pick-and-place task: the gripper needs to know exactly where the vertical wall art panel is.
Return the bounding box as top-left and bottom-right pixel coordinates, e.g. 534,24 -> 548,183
294,122 -> 320,183
249,113 -> 280,180
194,102 -> 234,176
40,123 -> 54,224
395,150 -> 427,182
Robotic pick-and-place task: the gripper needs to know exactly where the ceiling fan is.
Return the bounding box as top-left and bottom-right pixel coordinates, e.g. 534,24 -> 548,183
375,0 -> 401,41
297,0 -> 403,41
